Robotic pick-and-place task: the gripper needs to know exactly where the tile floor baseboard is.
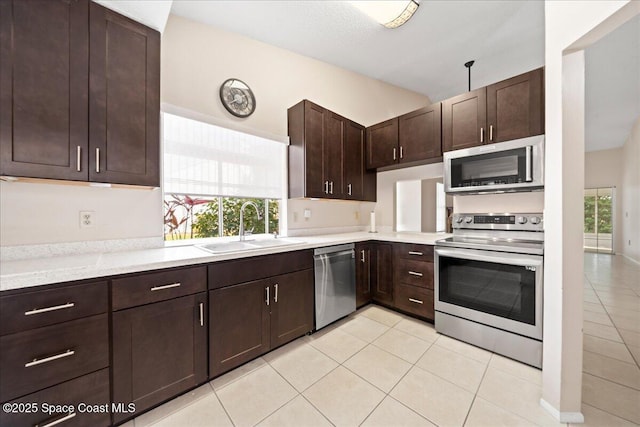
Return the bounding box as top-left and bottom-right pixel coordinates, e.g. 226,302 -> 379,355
124,252 -> 639,426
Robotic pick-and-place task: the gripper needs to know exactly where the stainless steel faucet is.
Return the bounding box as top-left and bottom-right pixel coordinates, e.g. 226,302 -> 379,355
239,201 -> 263,241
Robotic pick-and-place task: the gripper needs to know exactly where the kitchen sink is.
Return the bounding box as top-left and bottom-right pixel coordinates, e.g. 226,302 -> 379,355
197,238 -> 305,254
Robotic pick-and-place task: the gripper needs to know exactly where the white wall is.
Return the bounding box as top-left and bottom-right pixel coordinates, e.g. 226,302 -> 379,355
584,147 -> 624,254
0,181 -> 163,246
543,0 -> 634,421
621,117 -> 640,262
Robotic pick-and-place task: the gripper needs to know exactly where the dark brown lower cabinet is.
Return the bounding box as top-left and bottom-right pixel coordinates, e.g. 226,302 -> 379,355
112,293 -> 207,424
0,369 -> 110,427
372,243 -> 394,305
209,269 -> 314,378
355,242 -> 373,307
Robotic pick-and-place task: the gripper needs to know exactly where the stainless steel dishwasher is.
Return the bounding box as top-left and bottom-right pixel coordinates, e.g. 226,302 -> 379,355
314,243 -> 356,330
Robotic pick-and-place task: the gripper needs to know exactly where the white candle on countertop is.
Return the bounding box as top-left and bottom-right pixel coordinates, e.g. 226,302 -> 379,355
370,211 -> 376,233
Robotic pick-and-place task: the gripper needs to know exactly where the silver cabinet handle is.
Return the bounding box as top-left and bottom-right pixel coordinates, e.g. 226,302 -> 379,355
37,411 -> 77,427
25,303 -> 74,316
393,147 -> 397,160
324,181 -> 329,194
329,181 -> 334,195
265,287 -> 270,306
408,298 -> 423,304
151,282 -> 181,291
25,349 -> 74,368
274,284 -> 278,303
408,251 -> 423,256
76,146 -> 81,172
199,302 -> 204,327
408,271 -> 423,277
400,146 -> 404,159
95,148 -> 100,173
525,145 -> 532,182
489,125 -> 494,142
347,183 -> 352,196
361,249 -> 365,263
480,127 -> 484,143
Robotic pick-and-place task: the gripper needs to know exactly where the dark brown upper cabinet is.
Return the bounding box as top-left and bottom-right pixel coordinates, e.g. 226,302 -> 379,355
443,68 -> 544,152
0,0 -> 160,187
398,103 -> 442,163
288,100 -> 375,201
486,68 -> 544,143
89,2 -> 160,186
0,0 -> 89,181
366,103 -> 442,171
365,118 -> 398,169
442,88 -> 487,152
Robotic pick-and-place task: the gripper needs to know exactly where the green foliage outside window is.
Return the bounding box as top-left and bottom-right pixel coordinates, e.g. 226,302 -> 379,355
584,194 -> 612,234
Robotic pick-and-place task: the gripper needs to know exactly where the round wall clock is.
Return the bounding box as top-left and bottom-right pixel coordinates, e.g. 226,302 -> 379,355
219,78 -> 256,118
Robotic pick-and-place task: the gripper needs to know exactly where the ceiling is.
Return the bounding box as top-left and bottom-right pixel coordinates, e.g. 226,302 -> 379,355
102,1 -> 639,152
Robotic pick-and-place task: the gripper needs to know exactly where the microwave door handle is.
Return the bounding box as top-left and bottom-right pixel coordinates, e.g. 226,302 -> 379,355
525,145 -> 533,182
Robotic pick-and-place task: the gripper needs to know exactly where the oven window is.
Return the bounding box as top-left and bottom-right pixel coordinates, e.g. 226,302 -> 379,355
438,256 -> 536,325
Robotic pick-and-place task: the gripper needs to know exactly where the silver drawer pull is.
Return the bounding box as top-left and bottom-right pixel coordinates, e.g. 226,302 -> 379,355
408,271 -> 423,277
25,349 -> 75,368
150,282 -> 181,291
408,298 -> 423,304
199,302 -> 204,327
25,303 -> 75,316
408,251 -> 423,256
274,284 -> 278,303
37,412 -> 77,427
76,146 -> 81,172
95,148 -> 100,173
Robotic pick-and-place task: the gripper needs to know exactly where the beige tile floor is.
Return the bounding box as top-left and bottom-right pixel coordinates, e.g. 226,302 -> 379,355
123,253 -> 639,427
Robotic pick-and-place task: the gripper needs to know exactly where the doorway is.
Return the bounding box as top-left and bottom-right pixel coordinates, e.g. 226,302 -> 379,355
584,187 -> 615,253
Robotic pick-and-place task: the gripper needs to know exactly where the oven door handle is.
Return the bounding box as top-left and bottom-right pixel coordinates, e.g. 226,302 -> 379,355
435,247 -> 543,267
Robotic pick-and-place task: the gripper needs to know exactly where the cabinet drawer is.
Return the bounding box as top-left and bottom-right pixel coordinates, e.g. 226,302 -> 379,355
394,284 -> 434,320
0,282 -> 108,336
0,369 -> 110,427
0,314 -> 109,402
209,250 -> 313,289
394,259 -> 434,289
112,266 -> 206,311
394,243 -> 434,261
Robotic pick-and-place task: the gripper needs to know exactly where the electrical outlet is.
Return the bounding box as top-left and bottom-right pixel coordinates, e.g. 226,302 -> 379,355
304,209 -> 311,219
354,211 -> 360,221
80,211 -> 95,228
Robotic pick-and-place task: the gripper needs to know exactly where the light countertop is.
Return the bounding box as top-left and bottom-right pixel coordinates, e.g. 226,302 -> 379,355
0,232 -> 450,292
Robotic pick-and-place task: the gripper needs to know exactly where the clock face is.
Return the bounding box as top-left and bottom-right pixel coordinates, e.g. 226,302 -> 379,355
220,79 -> 256,118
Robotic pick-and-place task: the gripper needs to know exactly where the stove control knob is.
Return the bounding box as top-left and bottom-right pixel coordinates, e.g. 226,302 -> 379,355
464,216 -> 473,224
517,216 -> 528,224
530,216 -> 542,225
455,217 -> 464,224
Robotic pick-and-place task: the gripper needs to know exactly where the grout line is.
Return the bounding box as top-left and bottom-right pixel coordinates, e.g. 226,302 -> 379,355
299,394 -> 337,427
461,353 -> 493,426
211,387 -> 236,427
582,374 -> 640,425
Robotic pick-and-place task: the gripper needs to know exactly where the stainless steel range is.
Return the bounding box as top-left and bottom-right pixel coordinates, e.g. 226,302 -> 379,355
435,213 -> 544,368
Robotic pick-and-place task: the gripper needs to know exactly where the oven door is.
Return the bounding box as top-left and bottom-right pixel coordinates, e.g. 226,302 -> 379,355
435,247 -> 543,340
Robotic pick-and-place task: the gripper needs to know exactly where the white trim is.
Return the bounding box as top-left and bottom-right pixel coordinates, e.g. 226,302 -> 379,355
621,253 -> 640,266
161,103 -> 290,145
540,398 -> 584,423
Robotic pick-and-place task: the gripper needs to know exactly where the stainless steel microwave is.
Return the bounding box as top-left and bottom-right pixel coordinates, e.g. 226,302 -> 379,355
443,135 -> 544,195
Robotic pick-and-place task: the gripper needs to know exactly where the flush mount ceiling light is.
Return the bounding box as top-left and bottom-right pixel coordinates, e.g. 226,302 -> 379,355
349,0 -> 420,29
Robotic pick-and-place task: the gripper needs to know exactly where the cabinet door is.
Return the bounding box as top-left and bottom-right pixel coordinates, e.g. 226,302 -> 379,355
270,269 -> 314,348
372,243 -> 394,305
366,118 -> 398,169
89,2 -> 160,186
210,279 -> 270,377
398,103 -> 442,163
343,121 -> 365,200
487,68 -> 544,143
442,88 -> 487,152
0,0 -> 88,180
355,243 -> 373,308
112,293 -> 207,424
303,101 -> 326,198
324,111 -> 344,198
